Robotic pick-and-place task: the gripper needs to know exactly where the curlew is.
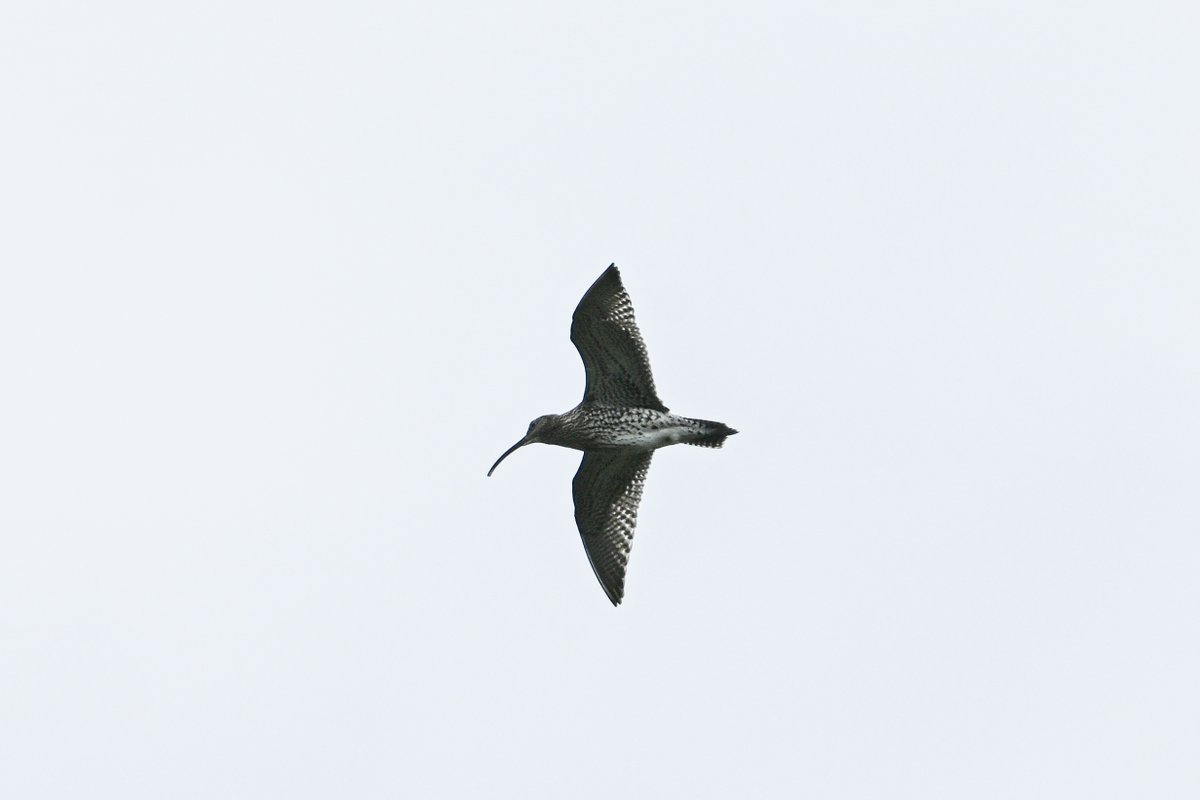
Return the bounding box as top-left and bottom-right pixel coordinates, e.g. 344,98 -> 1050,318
488,264 -> 737,605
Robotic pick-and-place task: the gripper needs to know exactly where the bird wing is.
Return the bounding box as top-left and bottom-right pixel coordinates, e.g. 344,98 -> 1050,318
570,264 -> 668,411
572,450 -> 654,606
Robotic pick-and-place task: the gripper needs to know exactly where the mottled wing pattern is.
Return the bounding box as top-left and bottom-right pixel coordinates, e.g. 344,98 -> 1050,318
572,450 -> 654,606
570,264 -> 668,411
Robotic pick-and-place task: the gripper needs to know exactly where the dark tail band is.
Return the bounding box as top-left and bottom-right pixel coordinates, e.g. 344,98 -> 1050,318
687,419 -> 738,448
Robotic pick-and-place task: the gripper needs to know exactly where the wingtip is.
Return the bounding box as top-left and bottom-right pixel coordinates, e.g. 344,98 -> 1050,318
574,263 -> 627,322
597,575 -> 624,606
591,563 -> 625,607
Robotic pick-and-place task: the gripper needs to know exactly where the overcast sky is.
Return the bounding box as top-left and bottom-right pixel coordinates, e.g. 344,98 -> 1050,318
2,2 -> 1198,798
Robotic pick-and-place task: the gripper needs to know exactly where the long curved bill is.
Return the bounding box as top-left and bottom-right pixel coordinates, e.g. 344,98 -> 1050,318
487,436 -> 532,477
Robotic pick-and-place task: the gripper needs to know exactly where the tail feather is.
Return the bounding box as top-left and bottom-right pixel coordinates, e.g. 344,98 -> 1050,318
686,418 -> 738,448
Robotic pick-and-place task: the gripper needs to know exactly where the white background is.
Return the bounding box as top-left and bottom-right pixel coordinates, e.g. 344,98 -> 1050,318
3,2 -> 1198,797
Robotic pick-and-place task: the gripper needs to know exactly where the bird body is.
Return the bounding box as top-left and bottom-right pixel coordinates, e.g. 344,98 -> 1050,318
488,264 -> 736,605
505,406 -> 734,454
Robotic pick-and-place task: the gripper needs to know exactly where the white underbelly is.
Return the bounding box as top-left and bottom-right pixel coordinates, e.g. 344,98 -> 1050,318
611,425 -> 691,450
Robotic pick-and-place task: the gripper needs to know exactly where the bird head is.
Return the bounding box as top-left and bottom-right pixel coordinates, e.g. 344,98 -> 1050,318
487,415 -> 558,476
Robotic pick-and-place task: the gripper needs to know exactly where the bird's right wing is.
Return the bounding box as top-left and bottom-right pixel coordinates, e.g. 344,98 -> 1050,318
570,264 -> 667,411
571,450 -> 654,606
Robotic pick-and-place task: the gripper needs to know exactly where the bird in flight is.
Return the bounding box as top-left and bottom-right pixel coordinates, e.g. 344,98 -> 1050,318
488,264 -> 737,605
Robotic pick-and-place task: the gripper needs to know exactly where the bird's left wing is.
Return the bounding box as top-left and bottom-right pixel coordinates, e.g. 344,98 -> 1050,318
570,264 -> 667,411
571,450 -> 654,606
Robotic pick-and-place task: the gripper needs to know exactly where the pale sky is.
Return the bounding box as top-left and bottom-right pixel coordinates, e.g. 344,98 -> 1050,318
2,2 -> 1198,798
